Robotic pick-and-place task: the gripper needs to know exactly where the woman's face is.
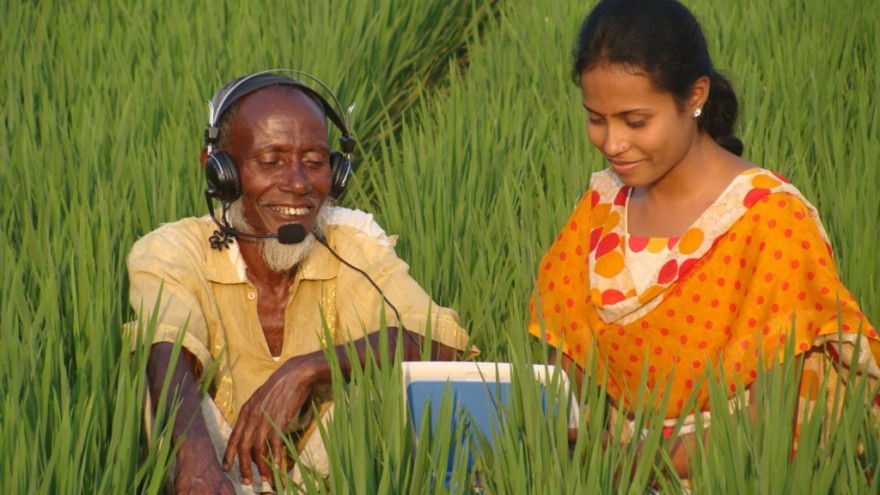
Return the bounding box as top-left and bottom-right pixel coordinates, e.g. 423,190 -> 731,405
580,63 -> 702,188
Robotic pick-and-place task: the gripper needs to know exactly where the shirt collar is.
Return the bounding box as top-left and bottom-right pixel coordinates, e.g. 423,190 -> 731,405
204,235 -> 339,284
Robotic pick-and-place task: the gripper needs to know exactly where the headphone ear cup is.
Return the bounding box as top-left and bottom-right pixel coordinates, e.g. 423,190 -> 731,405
205,151 -> 242,203
329,151 -> 352,199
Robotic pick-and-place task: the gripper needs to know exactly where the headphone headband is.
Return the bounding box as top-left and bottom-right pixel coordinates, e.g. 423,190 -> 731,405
205,69 -> 355,154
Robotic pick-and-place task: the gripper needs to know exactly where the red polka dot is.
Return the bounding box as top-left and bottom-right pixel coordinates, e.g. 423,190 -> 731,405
559,252 -> 567,261
629,235 -> 649,252
745,235 -> 752,245
657,260 -> 679,284
575,245 -> 583,256
749,370 -> 757,379
685,379 -> 694,388
730,233 -> 738,241
752,214 -> 761,222
781,281 -> 790,291
748,318 -> 757,328
723,255 -> 732,264
762,326 -> 770,336
784,229 -> 793,238
699,273 -> 708,282
641,321 -> 650,329
544,262 -> 552,271
629,355 -> 638,363
756,296 -> 764,304
617,327 -> 626,336
554,304 -> 561,313
570,322 -> 578,331
759,241 -> 766,252
768,220 -> 777,228
570,221 -> 578,231
818,258 -> 827,266
563,275 -> 571,285
548,282 -> 555,291
693,360 -> 701,369
814,303 -> 823,311
774,250 -> 782,260
680,335 -> 688,345
660,328 -> 670,336
596,233 -> 620,258
566,298 -> 574,308
686,315 -> 695,323
711,299 -> 720,308
764,273 -> 773,282
771,303 -> 780,313
611,342 -> 619,351
790,260 -> 800,269
692,294 -> 701,303
589,228 -> 602,252
729,303 -> 737,313
699,341 -> 708,349
798,291 -> 807,301
734,281 -> 742,290
602,289 -> 626,306
717,278 -> 726,287
741,340 -> 750,349
705,321 -> 713,329
654,347 -> 663,355
799,342 -> 810,351
679,258 -> 699,278
635,337 -> 644,346
801,241 -> 811,250
739,258 -> 747,268
771,171 -> 791,183
794,211 -> 804,220
744,188 -> 770,208
734,362 -> 742,371
666,309 -> 675,318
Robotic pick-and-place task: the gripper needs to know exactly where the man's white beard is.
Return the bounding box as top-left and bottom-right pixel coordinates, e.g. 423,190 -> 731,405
226,200 -> 324,273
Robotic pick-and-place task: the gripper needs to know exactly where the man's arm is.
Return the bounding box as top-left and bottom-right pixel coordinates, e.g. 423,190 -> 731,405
222,326 -> 460,485
147,343 -> 235,495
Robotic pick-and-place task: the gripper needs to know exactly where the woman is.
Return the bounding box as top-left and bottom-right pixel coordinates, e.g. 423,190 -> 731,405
528,0 -> 879,477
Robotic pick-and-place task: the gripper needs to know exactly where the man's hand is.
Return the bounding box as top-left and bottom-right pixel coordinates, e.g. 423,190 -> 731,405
222,355 -> 319,485
175,452 -> 236,495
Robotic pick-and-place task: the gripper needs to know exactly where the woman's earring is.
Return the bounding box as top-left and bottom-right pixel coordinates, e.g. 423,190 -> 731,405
693,108 -> 702,118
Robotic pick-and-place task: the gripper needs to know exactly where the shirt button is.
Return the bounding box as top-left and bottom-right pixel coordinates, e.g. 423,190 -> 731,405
247,292 -> 256,300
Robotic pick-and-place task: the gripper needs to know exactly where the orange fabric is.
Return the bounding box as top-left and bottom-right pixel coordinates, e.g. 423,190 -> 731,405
529,169 -> 878,419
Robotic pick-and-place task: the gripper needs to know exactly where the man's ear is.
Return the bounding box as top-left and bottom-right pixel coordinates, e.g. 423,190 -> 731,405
199,147 -> 208,168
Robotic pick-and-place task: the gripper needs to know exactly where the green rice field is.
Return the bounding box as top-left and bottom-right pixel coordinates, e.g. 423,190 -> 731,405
1,0 -> 878,493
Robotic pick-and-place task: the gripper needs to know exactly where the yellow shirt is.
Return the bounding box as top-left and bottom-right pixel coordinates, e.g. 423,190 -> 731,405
128,207 -> 472,423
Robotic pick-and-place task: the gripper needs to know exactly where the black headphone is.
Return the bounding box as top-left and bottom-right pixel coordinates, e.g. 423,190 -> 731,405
203,69 -> 356,203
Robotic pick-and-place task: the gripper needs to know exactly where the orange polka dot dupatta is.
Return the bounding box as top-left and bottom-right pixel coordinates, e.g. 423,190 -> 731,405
528,168 -> 879,422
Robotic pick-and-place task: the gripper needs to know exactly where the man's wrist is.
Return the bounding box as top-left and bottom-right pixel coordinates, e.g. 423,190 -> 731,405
283,352 -> 330,385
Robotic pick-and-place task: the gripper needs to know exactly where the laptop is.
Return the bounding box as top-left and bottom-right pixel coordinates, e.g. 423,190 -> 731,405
401,361 -> 580,488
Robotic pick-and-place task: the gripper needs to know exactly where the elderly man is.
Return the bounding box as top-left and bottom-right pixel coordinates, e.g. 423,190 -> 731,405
128,71 -> 472,494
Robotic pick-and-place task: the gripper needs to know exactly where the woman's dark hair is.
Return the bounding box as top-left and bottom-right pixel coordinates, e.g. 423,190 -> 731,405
572,0 -> 743,156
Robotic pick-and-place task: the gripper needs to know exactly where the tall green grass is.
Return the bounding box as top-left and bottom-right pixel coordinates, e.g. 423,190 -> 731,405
1,0 -> 877,493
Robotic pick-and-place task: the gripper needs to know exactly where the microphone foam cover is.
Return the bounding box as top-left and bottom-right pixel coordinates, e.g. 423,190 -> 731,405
277,223 -> 308,244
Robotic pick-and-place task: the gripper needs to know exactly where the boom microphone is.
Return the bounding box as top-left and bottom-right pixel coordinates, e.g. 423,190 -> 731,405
205,191 -> 308,248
